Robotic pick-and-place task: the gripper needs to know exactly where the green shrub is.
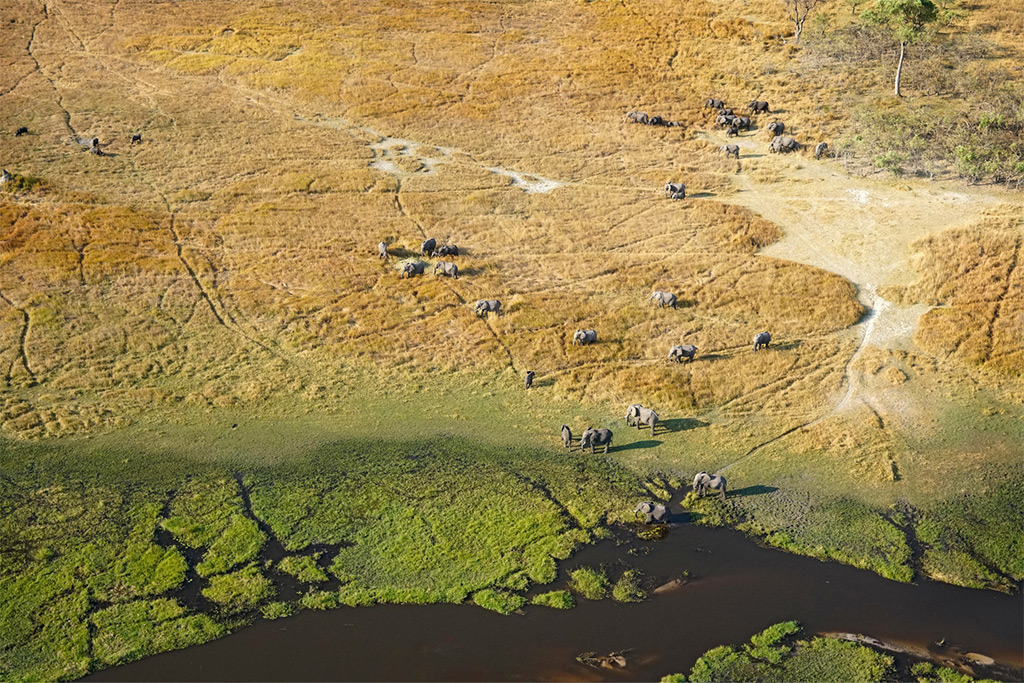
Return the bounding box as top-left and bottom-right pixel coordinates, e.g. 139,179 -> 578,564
569,567 -> 610,600
473,589 -> 527,615
300,589 -> 342,610
530,590 -> 575,609
611,569 -> 646,603
261,601 -> 297,620
278,554 -> 329,583
201,564 -> 275,613
782,637 -> 893,682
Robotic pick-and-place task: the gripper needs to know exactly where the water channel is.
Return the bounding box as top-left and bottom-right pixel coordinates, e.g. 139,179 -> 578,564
87,521 -> 1023,682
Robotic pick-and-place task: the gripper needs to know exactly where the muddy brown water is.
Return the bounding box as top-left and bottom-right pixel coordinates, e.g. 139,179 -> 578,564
86,523 -> 1023,682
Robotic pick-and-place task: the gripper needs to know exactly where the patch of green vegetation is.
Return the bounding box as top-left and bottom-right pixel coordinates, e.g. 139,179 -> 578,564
261,601 -> 297,620
91,599 -> 224,668
530,590 -> 575,609
569,567 -> 610,600
0,172 -> 47,193
909,661 -> 994,683
299,589 -> 342,610
745,620 -> 800,664
278,554 -> 329,583
611,568 -> 646,603
780,637 -> 893,682
660,675 -> 688,683
473,589 -> 527,615
201,564 -> 275,614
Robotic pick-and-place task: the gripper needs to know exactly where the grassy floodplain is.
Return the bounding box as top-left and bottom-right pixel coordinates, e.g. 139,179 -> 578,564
1,0 -> 1022,679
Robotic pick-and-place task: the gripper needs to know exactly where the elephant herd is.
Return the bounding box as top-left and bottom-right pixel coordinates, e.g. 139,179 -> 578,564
562,424 -> 615,454
631,471 -> 727,525
699,95 -> 830,160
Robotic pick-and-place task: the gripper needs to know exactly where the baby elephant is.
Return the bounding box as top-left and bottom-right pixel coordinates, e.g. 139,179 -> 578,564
634,501 -> 669,524
433,244 -> 459,257
572,329 -> 597,346
815,142 -> 830,160
561,424 -> 573,450
753,331 -> 771,351
401,261 -> 425,278
475,299 -> 501,317
720,144 -> 740,159
434,261 -> 458,279
669,344 -> 697,363
664,182 -> 686,200
650,291 -> 677,308
580,427 -> 613,454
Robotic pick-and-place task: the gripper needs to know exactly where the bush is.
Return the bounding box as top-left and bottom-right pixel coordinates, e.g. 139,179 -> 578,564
472,589 -> 526,615
530,590 -> 575,609
201,565 -> 275,614
611,569 -> 646,603
569,567 -> 610,600
261,601 -> 296,620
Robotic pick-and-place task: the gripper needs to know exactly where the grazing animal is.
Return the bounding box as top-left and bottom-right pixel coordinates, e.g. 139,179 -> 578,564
432,244 -> 459,257
650,291 -> 677,308
704,98 -> 724,110
669,344 -> 698,363
769,135 -> 799,153
748,100 -> 770,114
718,107 -> 734,117
561,424 -> 573,450
766,121 -> 785,136
635,501 -> 670,524
635,407 -> 659,436
753,331 -> 771,351
401,261 -> 425,278
716,114 -> 735,128
525,370 -> 535,389
420,238 -> 437,256
580,427 -> 613,454
647,115 -> 663,126
720,144 -> 740,159
733,116 -> 751,130
378,241 -> 389,261
664,182 -> 686,200
815,142 -> 830,160
626,110 -> 649,124
693,471 -> 727,500
572,329 -> 597,346
1,169 -> 11,185
15,127 -> 28,136
130,133 -> 142,145
726,126 -> 739,138
625,404 -> 643,426
434,261 -> 458,279
475,299 -> 501,317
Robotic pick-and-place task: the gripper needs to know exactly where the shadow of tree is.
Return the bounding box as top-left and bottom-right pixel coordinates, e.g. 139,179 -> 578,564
661,417 -> 710,432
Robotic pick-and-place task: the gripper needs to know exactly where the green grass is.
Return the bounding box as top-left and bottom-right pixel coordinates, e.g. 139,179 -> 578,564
568,567 -> 611,600
472,589 -> 527,615
201,565 -> 275,614
278,554 -> 330,583
611,568 -> 647,603
530,590 -> 575,609
91,599 -> 224,668
260,601 -> 297,620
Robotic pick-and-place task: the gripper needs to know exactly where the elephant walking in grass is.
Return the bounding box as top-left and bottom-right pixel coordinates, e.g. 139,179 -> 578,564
634,501 -> 669,524
664,183 -> 686,200
769,136 -> 799,154
720,144 -> 740,159
625,404 -> 642,426
421,238 -> 437,256
626,111 -> 649,124
561,424 -> 573,450
635,407 -> 658,436
475,299 -> 501,317
669,344 -> 697,363
433,244 -> 459,257
580,427 -> 613,454
766,121 -> 785,136
753,331 -> 771,351
747,100 -> 770,114
573,329 -> 597,346
401,261 -> 425,278
434,261 -> 458,279
650,291 -> 677,308
815,142 -> 830,160
378,241 -> 389,262
525,371 -> 535,389
693,471 -> 727,500
704,98 -> 724,110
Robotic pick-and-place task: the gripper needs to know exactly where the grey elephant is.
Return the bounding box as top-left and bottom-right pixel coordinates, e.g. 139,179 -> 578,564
669,344 -> 697,363
815,142 -> 830,160
561,424 -> 573,450
573,329 -> 597,346
634,407 -> 658,436
130,133 -> 142,145
525,370 -> 535,389
634,501 -> 670,524
475,299 -> 501,317
720,144 -> 740,159
625,403 -> 642,427
626,110 -> 649,124
753,331 -> 771,351
433,244 -> 459,257
704,98 -> 724,110
664,182 -> 685,200
401,261 -> 425,278
0,169 -> 10,185
693,471 -> 727,499
726,126 -> 739,138
747,100 -> 770,114
15,127 -> 29,136
770,136 -> 799,153
647,115 -> 663,126
734,116 -> 751,130
580,427 -> 613,454
766,121 -> 785,136
650,291 -> 677,308
718,107 -> 734,117
421,238 -> 437,256
378,241 -> 389,261
434,261 -> 458,279
716,113 -> 735,128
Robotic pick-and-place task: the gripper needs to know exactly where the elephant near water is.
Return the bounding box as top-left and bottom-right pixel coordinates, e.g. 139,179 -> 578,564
401,261 -> 425,278
753,331 -> 771,351
580,427 -> 613,454
669,344 -> 697,363
475,299 -> 501,317
573,329 -> 597,346
561,424 -> 573,450
693,471 -> 727,499
634,501 -> 670,524
434,261 -> 458,279
650,291 -> 677,308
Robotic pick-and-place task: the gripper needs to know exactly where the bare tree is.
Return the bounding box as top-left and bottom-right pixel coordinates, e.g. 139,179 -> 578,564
786,0 -> 823,42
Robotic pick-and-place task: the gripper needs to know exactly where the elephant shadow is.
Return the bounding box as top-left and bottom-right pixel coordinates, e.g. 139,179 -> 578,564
615,439 -> 663,452
666,509 -> 693,524
771,340 -> 803,351
454,266 -> 484,277
532,377 -> 556,388
388,246 -> 417,258
660,417 -> 709,432
696,352 -> 725,362
688,191 -> 716,198
741,153 -> 767,159
728,485 -> 778,498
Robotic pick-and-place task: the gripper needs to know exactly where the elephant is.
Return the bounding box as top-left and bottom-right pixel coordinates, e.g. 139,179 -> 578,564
434,261 -> 458,279
561,424 -> 573,449
647,115 -> 664,126
625,403 -> 643,426
635,407 -> 659,436
433,244 -> 459,257
650,291 -> 677,308
421,237 -> 437,256
770,136 -> 799,154
15,126 -> 29,136
573,329 -> 597,346
0,169 -> 11,185
130,133 -> 142,145
378,241 -> 389,261
525,370 -> 535,389
704,98 -> 724,110
815,142 -> 830,160
766,121 -> 785,136
693,471 -> 727,499
753,331 -> 771,351
718,107 -> 734,117
634,501 -> 670,524
733,116 -> 751,130
401,261 -> 425,278
726,126 -> 739,138
626,110 -> 649,124
747,100 -> 770,114
669,344 -> 697,363
664,182 -> 686,200
475,299 -> 501,317
89,137 -> 102,155
580,427 -> 613,454
716,114 -> 735,128
720,144 -> 740,159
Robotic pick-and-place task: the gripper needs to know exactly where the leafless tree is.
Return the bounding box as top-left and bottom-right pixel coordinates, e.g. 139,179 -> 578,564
785,0 -> 823,42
